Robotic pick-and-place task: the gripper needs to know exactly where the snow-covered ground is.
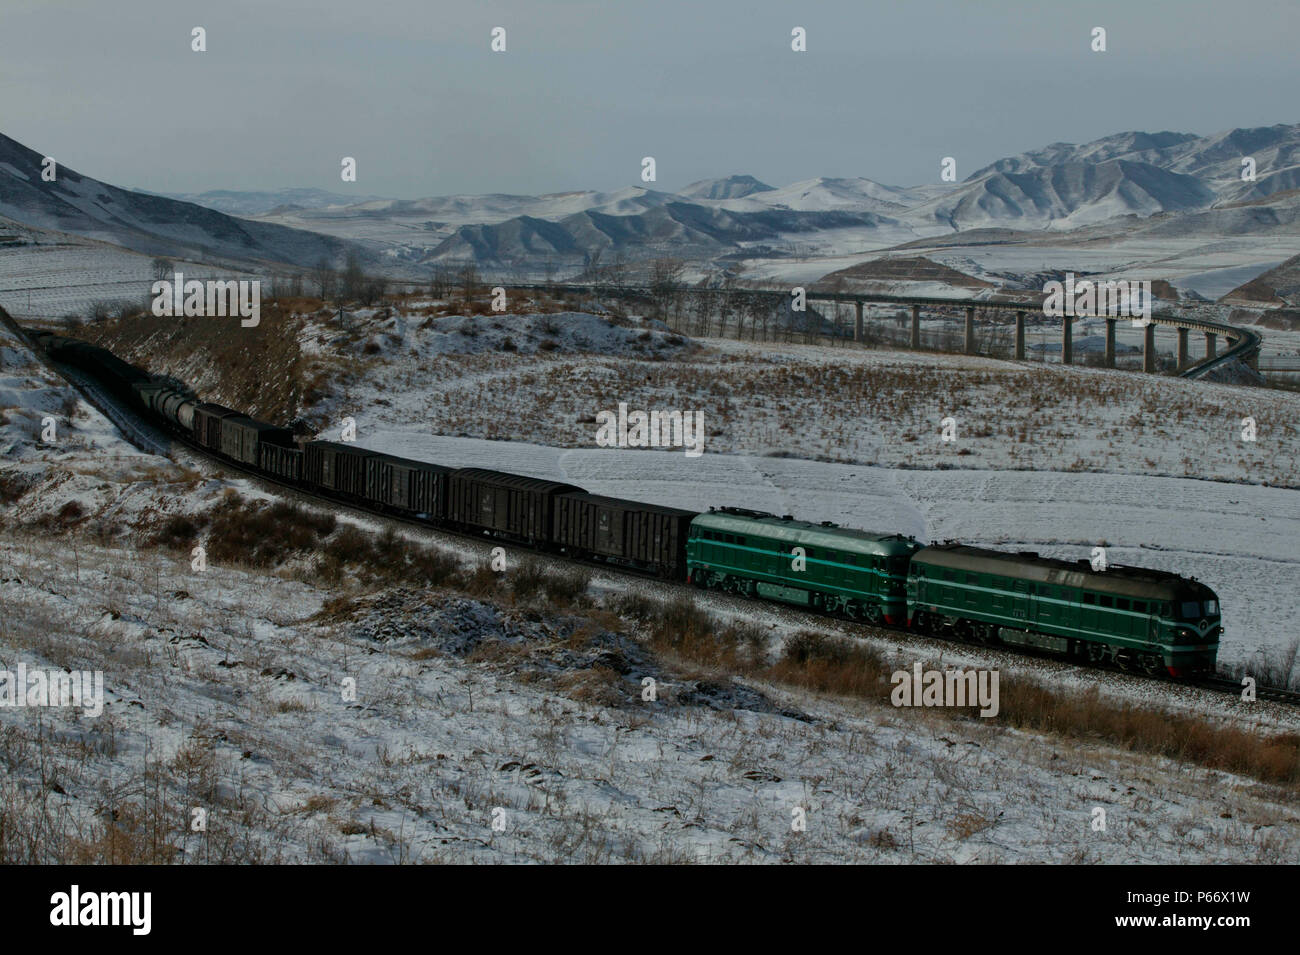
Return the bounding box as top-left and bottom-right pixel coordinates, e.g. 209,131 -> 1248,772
311,312 -> 1299,484
3,318 -> 1298,863
0,227 -> 249,322
6,529 -> 1296,864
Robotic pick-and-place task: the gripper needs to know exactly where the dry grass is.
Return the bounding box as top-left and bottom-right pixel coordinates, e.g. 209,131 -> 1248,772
996,675 -> 1300,786
79,300 -> 321,423
613,593 -> 1300,791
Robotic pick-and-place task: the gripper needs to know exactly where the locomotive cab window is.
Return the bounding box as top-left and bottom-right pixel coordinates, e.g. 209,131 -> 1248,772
1205,600 -> 1218,615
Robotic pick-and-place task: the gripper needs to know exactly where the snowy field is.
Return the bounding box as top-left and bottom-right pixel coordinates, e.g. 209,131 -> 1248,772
308,313 -> 1299,489
0,236 -> 246,322
5,529 -> 1296,864
3,320 -> 1298,863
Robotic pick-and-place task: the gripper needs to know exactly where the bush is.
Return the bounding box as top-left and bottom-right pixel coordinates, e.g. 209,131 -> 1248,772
206,496 -> 336,567
150,513 -> 208,549
0,473 -> 34,505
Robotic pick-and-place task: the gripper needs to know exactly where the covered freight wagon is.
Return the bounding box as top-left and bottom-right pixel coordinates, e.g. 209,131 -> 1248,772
303,441 -> 378,498
219,415 -> 294,467
552,492 -> 695,577
260,442 -> 304,482
364,452 -> 452,518
447,468 -> 580,544
192,402 -> 241,452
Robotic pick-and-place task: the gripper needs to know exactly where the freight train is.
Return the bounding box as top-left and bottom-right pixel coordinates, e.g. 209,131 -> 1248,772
32,330 -> 1222,678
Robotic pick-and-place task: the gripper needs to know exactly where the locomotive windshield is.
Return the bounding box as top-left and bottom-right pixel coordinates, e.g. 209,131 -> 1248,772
1176,599 -> 1218,619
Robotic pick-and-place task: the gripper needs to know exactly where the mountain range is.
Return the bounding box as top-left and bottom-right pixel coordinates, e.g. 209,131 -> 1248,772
4,123 -> 1300,282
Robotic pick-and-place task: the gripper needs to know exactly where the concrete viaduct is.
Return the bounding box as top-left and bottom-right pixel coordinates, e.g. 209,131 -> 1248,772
512,284 -> 1263,379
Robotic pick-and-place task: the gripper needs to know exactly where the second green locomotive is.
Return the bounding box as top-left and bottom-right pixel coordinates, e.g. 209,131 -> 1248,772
687,508 -> 923,624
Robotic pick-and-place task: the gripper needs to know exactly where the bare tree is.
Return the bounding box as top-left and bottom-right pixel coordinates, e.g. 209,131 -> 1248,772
649,257 -> 685,320
458,263 -> 480,304
151,257 -> 174,281
341,251 -> 366,300
312,258 -> 337,299
429,264 -> 455,299
605,251 -> 629,288
361,274 -> 388,306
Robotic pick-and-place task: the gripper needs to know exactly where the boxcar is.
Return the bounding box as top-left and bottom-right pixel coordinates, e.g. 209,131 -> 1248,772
552,492 -> 695,577
260,442 -> 304,483
363,452 -> 453,518
303,441 -> 378,499
687,507 -> 922,623
219,415 -> 294,467
447,468 -> 581,545
192,402 -> 241,452
906,544 -> 1221,676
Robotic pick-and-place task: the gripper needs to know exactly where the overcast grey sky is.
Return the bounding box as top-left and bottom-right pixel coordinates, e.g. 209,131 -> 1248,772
4,0 -> 1299,198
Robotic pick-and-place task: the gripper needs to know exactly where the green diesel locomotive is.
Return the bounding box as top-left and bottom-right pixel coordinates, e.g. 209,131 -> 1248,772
686,508 -> 923,624
907,544 -> 1221,677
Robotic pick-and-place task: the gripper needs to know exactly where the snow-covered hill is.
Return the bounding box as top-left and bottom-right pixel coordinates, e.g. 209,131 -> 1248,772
8,123 -> 1300,289
0,133 -> 364,270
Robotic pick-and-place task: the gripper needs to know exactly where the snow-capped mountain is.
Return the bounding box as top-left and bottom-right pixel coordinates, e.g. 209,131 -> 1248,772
678,174 -> 775,200
917,159 -> 1218,230
5,123 -> 1300,276
427,203 -> 898,266
746,176 -> 919,213
147,187 -> 385,216
967,124 -> 1300,203
0,132 -> 363,269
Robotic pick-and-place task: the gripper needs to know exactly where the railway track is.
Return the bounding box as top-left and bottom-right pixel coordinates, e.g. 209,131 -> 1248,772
6,311 -> 1297,709
1193,676 -> 1300,706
